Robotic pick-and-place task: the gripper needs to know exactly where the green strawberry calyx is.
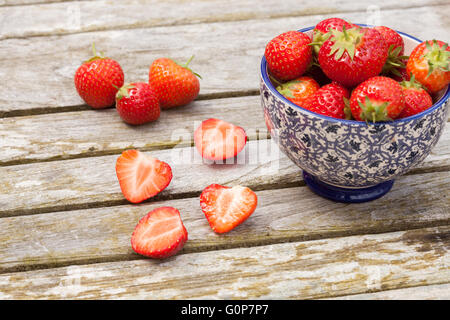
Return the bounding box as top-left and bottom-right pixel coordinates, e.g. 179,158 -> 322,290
358,96 -> 393,123
327,26 -> 363,60
400,74 -> 425,90
84,42 -> 109,63
423,40 -> 450,77
174,55 -> 202,79
382,44 -> 409,75
276,80 -> 302,98
115,83 -> 136,100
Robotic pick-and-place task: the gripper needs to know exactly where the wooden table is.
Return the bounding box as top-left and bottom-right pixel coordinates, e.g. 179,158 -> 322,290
0,0 -> 449,300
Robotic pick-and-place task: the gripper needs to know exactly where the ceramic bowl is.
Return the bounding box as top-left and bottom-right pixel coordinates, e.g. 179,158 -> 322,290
260,25 -> 450,203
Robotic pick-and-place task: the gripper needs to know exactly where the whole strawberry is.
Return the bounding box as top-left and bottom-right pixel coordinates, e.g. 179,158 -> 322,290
149,56 -> 200,109
406,40 -> 450,93
265,31 -> 312,81
303,82 -> 350,119
398,76 -> 433,118
74,44 -> 124,109
374,26 -> 408,78
276,76 -> 319,107
318,26 -> 388,87
312,18 -> 354,55
115,82 -> 160,125
350,76 -> 405,122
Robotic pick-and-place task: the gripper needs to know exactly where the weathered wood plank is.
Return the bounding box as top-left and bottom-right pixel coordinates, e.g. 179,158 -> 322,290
1,125 -> 450,218
329,283 -> 450,300
0,0 -> 447,39
0,139 -> 295,216
0,5 -> 448,115
3,109 -> 450,169
1,95 -> 449,165
0,96 -> 266,165
0,171 -> 448,273
0,226 -> 448,299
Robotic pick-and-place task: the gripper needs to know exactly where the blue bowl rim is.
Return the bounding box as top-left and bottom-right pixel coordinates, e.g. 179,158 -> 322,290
260,24 -> 450,125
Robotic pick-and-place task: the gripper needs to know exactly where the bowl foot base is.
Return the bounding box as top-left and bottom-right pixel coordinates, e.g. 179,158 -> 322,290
303,171 -> 394,203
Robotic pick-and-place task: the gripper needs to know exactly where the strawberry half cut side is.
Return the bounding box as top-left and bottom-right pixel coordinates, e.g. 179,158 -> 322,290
194,118 -> 247,161
116,149 -> 173,203
200,184 -> 258,233
131,207 -> 188,259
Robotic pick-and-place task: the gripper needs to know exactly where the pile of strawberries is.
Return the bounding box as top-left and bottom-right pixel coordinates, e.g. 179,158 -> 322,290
74,51 -> 252,259
265,18 -> 450,122
74,44 -> 201,125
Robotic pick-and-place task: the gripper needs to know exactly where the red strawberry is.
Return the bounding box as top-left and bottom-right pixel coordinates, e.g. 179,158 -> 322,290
303,82 -> 350,119
264,31 -> 312,81
398,76 -> 433,118
350,76 -> 405,122
116,149 -> 172,203
131,207 -> 188,259
149,56 -> 200,109
74,44 -> 124,109
194,118 -> 247,161
200,184 -> 257,233
115,82 -> 160,125
312,18 -> 354,55
276,76 -> 320,107
406,40 -> 450,93
374,26 -> 408,78
318,27 -> 388,87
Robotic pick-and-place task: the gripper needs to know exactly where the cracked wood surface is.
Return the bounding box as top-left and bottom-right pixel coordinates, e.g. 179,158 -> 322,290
0,4 -> 449,115
0,226 -> 448,299
0,171 -> 448,273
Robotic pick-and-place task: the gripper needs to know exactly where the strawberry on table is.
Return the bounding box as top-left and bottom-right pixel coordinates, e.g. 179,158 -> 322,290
149,56 -> 200,109
303,82 -> 350,119
276,76 -> 320,107
311,18 -> 354,55
265,31 -> 312,81
200,184 -> 258,234
398,76 -> 433,118
74,44 -> 124,109
115,82 -> 160,125
116,149 -> 172,203
318,26 -> 388,87
131,207 -> 188,259
350,76 -> 405,122
194,118 -> 247,161
406,40 -> 450,93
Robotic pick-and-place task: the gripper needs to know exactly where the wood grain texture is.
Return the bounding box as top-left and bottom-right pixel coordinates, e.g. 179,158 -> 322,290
0,226 -> 448,299
0,96 -> 266,165
0,0 -> 447,39
330,283 -> 450,300
1,127 -> 450,217
0,139 -> 296,216
0,171 -> 448,273
0,5 -> 448,115
1,96 -> 449,165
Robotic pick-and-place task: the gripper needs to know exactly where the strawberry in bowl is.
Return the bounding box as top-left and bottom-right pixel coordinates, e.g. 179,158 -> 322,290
260,22 -> 450,203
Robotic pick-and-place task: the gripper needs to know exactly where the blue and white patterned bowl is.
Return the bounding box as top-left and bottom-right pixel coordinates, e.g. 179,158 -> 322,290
260,26 -> 450,203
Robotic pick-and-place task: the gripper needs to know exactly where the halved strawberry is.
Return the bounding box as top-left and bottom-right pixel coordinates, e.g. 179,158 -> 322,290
116,149 -> 172,203
131,207 -> 188,259
200,184 -> 257,233
194,118 -> 247,161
